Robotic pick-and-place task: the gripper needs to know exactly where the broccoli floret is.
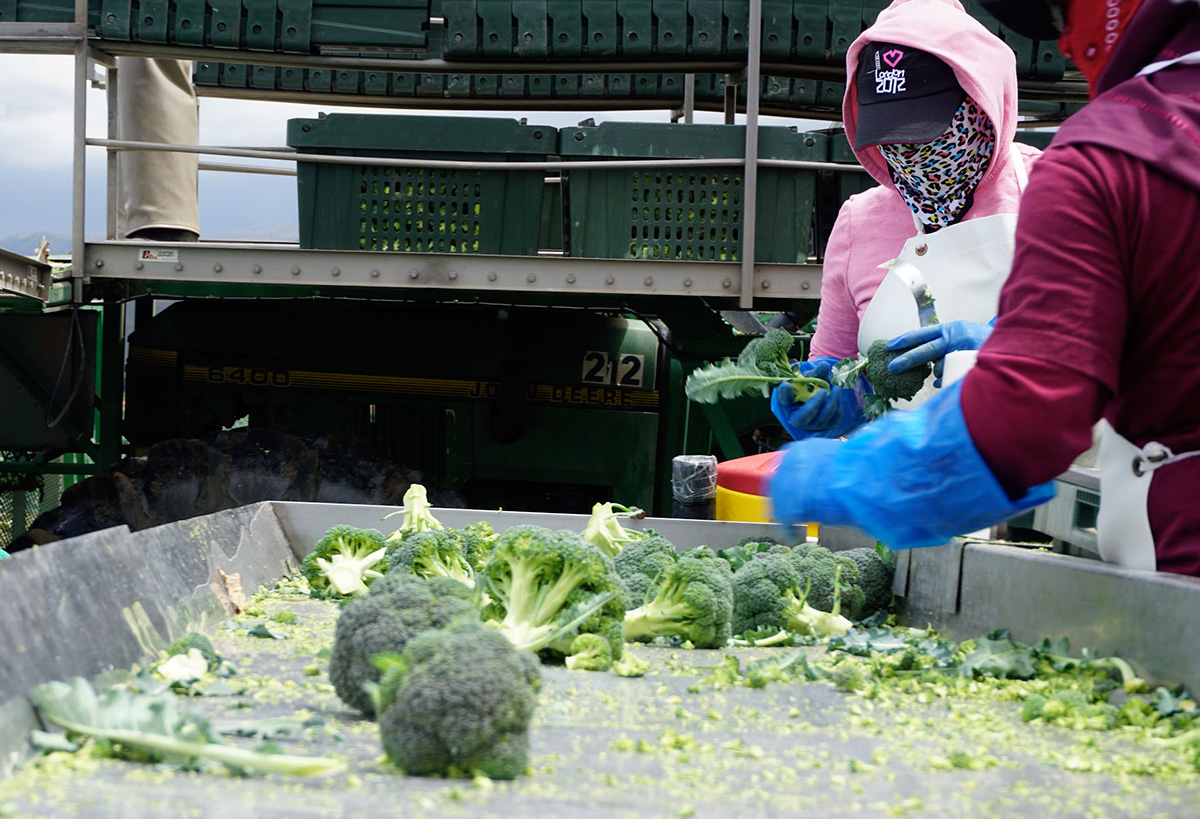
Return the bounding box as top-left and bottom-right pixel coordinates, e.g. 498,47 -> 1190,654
1023,688 -> 1118,731
732,535 -> 779,550
377,618 -> 542,780
863,338 -> 930,402
841,547 -> 895,614
383,483 -> 444,541
787,546 -> 866,621
166,632 -> 220,671
457,522 -> 499,572
479,525 -> 625,662
613,536 -> 679,608
612,652 -> 651,677
328,575 -> 478,717
730,553 -> 852,638
301,524 -> 389,598
622,556 -> 734,649
387,529 -> 476,588
580,502 -> 646,558
565,632 -> 614,672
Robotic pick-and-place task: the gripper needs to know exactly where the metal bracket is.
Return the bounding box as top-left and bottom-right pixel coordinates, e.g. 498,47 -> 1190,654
0,247 -> 52,302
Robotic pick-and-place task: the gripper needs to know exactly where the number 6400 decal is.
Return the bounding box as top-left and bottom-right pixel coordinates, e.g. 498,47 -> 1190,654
582,352 -> 645,387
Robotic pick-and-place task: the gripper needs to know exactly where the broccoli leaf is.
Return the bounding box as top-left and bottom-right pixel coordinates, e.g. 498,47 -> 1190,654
30,678 -> 345,777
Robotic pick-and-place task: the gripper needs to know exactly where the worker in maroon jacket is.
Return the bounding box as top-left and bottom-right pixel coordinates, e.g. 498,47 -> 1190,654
770,0 -> 1200,577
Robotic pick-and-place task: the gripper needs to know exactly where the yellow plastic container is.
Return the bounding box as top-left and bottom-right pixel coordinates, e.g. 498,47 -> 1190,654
715,452 -> 817,537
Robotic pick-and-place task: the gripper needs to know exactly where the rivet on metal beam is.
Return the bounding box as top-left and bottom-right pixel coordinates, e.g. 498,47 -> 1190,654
761,279 -> 770,290
252,264 -> 263,274
488,272 -> 497,282
409,270 -> 419,279
135,261 -> 144,270
213,263 -> 223,273
527,273 -> 536,283
330,266 -> 340,277
370,268 -> 380,278
605,275 -> 615,285
722,278 -> 732,288
175,263 -> 184,272
801,280 -> 810,290
291,266 -> 301,276
566,274 -> 576,284
643,276 -> 654,286
683,277 -> 692,287
94,259 -> 104,269
449,272 -> 458,281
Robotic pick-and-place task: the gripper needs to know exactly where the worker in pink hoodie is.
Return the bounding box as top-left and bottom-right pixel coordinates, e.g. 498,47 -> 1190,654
772,0 -> 1200,577
771,0 -> 1041,441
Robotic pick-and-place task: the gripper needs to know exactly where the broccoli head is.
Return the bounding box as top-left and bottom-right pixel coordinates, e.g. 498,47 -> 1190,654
386,529 -> 475,588
457,521 -> 499,572
613,536 -> 679,609
383,483 -> 444,541
580,502 -> 646,558
863,338 -> 930,402
730,553 -> 852,638
841,547 -> 895,615
166,632 -> 221,671
301,525 -> 389,598
479,525 -> 625,661
377,618 -> 542,779
329,575 -> 478,717
565,632 -> 614,672
786,545 -> 866,621
622,556 -> 734,649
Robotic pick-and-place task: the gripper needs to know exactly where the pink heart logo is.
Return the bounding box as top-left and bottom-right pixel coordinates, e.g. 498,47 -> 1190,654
882,49 -> 904,68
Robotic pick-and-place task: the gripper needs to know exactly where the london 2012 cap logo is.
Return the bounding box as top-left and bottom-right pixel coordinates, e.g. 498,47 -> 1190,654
874,49 -> 906,94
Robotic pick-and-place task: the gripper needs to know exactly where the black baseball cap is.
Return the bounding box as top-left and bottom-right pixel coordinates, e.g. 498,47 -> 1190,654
975,0 -> 1063,41
854,42 -> 966,150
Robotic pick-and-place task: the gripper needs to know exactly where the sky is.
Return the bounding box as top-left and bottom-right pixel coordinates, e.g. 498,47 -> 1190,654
0,53 -> 810,254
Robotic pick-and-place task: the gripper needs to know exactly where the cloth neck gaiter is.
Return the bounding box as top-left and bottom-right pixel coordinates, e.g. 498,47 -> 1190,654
878,96 -> 996,231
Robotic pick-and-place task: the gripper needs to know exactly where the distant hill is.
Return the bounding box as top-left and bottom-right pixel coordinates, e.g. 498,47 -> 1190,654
0,232 -> 74,258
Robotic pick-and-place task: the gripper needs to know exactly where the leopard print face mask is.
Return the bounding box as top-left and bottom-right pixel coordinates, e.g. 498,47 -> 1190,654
878,96 -> 996,230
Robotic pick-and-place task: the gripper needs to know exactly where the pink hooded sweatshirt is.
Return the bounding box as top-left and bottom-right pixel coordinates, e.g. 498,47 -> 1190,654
808,0 -> 1041,361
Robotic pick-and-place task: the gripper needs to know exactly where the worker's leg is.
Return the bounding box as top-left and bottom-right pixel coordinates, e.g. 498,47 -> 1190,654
116,58 -> 200,242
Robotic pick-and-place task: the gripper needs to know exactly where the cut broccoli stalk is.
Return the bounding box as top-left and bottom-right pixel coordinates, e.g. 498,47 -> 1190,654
621,557 -> 733,649
383,483 -> 444,539
301,525 -> 390,598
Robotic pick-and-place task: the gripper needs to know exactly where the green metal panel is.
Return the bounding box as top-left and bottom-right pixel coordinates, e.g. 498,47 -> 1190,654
362,68 -> 388,94
278,0 -> 311,51
513,0 -> 548,57
559,122 -> 827,263
209,0 -> 242,47
548,0 -> 582,56
279,66 -> 305,89
477,0 -> 510,57
583,0 -> 618,56
307,66 -> 332,91
653,0 -> 685,55
194,60 -> 221,85
288,113 -> 553,254
98,0 -> 131,39
607,73 -> 632,96
418,73 -> 446,94
220,63 -> 250,87
617,0 -> 651,56
333,68 -> 361,92
173,0 -> 207,45
792,0 -> 825,60
724,0 -> 748,57
251,65 -> 279,88
392,72 -> 419,95
311,0 -> 428,48
790,75 -> 817,106
135,0 -> 170,43
243,0 -> 277,50
689,0 -> 722,57
443,0 -> 477,56
761,0 -> 791,57
555,74 -> 580,95
826,0 -> 859,61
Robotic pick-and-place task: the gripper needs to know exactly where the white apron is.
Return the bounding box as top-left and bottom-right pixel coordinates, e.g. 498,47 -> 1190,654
1095,49 -> 1200,571
857,143 -> 1028,408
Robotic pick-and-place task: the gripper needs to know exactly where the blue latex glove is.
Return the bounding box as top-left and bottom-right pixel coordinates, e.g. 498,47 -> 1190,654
769,380 -> 1056,549
885,320 -> 993,386
770,356 -> 867,441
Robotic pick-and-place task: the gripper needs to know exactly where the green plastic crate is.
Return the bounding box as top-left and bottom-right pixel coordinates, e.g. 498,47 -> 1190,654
558,123 -> 828,264
0,0 -> 98,24
287,113 -> 555,254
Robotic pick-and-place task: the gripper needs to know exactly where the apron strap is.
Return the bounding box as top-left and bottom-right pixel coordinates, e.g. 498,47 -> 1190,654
1132,440 -> 1200,477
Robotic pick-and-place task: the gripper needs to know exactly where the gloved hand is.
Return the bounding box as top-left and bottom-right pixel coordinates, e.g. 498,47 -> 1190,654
768,380 -> 1056,549
770,356 -> 866,441
885,320 -> 993,386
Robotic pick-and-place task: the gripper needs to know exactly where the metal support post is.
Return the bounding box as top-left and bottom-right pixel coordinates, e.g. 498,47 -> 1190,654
106,62 -> 119,240
69,0 -> 88,303
738,0 -> 763,309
